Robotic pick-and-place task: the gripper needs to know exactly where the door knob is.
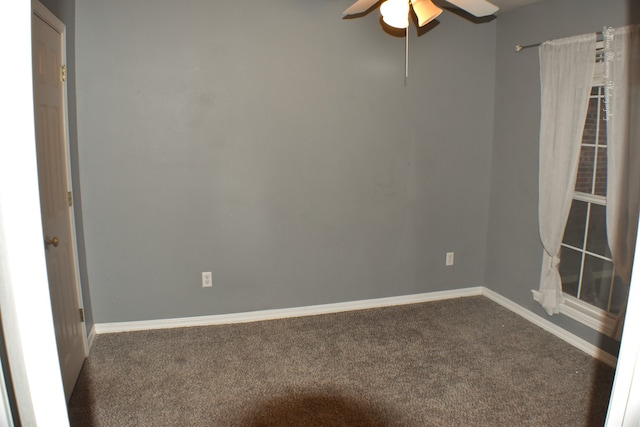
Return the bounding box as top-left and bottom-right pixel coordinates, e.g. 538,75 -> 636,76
45,236 -> 59,249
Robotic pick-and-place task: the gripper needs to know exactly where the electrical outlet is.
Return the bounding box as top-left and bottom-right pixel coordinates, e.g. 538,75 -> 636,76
446,252 -> 455,266
202,272 -> 212,288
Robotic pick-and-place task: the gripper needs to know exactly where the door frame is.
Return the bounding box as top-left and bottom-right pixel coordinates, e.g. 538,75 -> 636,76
32,0 -> 89,358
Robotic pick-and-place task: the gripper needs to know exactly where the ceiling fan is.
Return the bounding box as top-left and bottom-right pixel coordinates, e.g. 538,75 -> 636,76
343,0 -> 499,28
342,0 -> 498,79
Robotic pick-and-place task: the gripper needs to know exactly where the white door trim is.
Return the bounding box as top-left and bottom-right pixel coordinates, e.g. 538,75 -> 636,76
606,215 -> 640,425
0,1 -> 69,423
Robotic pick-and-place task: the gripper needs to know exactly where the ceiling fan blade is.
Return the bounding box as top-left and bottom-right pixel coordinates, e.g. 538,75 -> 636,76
410,0 -> 442,27
343,0 -> 382,15
444,0 -> 498,17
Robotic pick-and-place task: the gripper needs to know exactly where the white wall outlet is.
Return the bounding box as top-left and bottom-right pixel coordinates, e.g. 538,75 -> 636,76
446,252 -> 455,266
202,272 -> 212,288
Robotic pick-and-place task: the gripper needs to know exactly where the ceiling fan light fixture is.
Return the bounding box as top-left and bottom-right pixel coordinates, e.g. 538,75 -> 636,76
380,0 -> 410,29
382,13 -> 410,29
410,0 -> 443,27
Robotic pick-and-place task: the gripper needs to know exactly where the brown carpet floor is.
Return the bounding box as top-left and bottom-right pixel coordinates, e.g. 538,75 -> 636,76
67,296 -> 615,426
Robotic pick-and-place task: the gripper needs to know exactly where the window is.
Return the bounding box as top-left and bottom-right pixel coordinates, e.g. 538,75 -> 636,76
557,46 -> 627,332
535,26 -> 640,337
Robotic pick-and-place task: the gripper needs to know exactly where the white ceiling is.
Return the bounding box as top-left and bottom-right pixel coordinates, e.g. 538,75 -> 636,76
491,0 -> 543,14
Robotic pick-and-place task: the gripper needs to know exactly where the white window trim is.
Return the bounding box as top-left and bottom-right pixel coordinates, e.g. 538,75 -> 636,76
574,191 -> 606,205
532,290 -> 618,336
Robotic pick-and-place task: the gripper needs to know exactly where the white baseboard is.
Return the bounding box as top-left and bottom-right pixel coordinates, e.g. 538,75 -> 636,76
87,324 -> 96,352
95,287 -> 484,334
94,286 -> 617,367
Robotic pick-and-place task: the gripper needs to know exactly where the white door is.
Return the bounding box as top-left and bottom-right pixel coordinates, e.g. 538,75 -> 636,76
32,3 -> 87,402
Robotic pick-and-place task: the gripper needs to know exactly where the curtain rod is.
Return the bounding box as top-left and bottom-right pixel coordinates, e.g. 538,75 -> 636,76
515,31 -> 604,52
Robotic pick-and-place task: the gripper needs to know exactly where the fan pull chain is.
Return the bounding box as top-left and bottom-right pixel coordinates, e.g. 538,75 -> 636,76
404,24 -> 409,85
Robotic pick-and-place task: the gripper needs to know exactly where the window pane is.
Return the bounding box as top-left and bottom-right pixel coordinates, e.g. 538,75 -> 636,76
581,97 -> 599,145
578,255 -> 614,311
599,89 -> 608,145
560,246 -> 582,298
586,204 -> 611,258
594,147 -> 607,196
563,200 -> 588,249
575,146 -> 595,193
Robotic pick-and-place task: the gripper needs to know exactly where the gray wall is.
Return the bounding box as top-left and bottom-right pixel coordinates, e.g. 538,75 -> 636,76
66,0 -> 640,358
37,0 -> 94,331
485,0 -> 639,356
75,0 -> 496,322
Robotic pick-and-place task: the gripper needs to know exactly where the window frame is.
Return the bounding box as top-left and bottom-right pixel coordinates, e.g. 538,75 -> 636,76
533,40 -> 619,337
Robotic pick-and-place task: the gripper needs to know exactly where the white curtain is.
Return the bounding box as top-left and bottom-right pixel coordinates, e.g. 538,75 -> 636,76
537,34 -> 596,315
606,24 -> 640,338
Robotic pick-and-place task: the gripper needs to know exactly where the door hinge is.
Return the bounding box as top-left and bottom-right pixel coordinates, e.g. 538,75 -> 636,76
67,191 -> 73,207
79,308 -> 85,322
60,65 -> 67,82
